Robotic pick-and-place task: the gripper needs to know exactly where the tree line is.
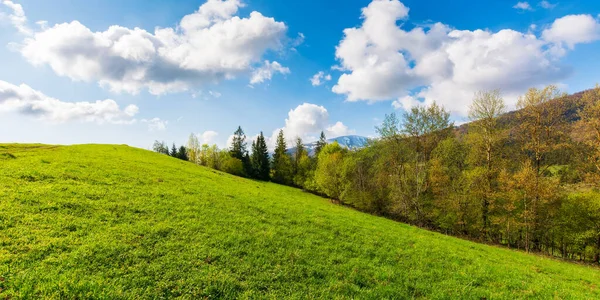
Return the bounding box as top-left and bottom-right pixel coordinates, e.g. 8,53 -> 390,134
153,85 -> 600,264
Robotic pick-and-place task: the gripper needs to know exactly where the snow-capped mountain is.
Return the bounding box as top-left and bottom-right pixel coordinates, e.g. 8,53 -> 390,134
287,135 -> 370,156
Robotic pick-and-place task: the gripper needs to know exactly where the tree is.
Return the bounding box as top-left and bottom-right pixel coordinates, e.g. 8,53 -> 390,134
293,137 -> 306,173
398,102 -> 453,225
251,132 -> 270,181
152,140 -> 169,155
229,126 -> 250,176
315,142 -> 346,199
429,137 -> 473,235
221,152 -> 245,176
341,146 -> 382,212
271,129 -> 292,184
177,145 -> 188,161
578,85 -> 600,185
402,102 -> 452,160
315,131 -> 327,155
187,133 -> 201,164
170,143 -> 178,157
517,85 -> 566,176
468,89 -> 506,238
230,126 -> 248,160
517,85 -> 566,250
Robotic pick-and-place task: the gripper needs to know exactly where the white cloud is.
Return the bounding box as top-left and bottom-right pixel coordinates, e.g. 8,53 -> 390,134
542,14 -> 600,49
208,90 -> 221,98
310,71 -> 332,86
249,60 -> 290,85
392,95 -> 421,110
326,121 -> 355,137
200,130 -> 218,144
1,0 -> 31,35
331,0 -> 592,115
141,117 -> 167,131
268,103 -> 353,148
291,32 -> 305,50
539,1 -> 556,9
10,0 -> 289,95
0,80 -> 138,124
513,2 -> 533,11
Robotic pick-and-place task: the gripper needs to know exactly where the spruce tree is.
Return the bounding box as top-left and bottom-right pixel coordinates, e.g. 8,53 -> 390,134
229,126 -> 247,160
294,137 -> 306,174
251,132 -> 270,180
229,126 -> 250,176
315,131 -> 327,156
177,145 -> 188,161
250,140 -> 258,178
171,143 -> 178,157
272,129 -> 291,184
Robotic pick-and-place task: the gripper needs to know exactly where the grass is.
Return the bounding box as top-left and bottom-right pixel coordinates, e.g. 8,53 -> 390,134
0,144 -> 599,299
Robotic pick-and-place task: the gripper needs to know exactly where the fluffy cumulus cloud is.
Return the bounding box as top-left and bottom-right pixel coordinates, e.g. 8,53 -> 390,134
332,0 -> 600,115
0,80 -> 138,124
542,14 -> 600,49
249,60 -> 290,85
200,130 -> 219,144
310,71 -> 332,86
513,2 -> 533,11
267,103 -> 353,148
8,0 -> 289,95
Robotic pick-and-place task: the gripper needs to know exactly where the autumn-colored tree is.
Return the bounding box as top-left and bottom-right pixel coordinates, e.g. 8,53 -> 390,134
577,85 -> 600,185
517,85 -> 567,175
467,90 -> 506,238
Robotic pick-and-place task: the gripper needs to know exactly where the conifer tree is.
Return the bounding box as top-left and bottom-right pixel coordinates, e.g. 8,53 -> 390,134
230,126 -> 248,160
315,131 -> 327,155
177,145 -> 188,161
272,129 -> 292,184
229,126 -> 250,176
251,132 -> 271,180
170,143 -> 178,157
294,137 -> 306,173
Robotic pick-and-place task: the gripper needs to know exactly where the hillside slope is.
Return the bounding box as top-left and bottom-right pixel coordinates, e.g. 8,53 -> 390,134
0,144 -> 598,299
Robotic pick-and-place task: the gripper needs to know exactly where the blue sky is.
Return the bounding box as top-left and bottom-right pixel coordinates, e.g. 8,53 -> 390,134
1,0 -> 599,149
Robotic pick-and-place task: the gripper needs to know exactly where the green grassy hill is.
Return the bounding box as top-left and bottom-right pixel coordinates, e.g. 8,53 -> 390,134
0,144 -> 598,299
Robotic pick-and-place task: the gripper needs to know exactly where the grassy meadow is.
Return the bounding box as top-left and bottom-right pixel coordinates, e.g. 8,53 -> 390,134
0,144 -> 599,299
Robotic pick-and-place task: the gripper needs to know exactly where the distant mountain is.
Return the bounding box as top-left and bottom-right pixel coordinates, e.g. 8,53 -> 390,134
287,135 -> 370,156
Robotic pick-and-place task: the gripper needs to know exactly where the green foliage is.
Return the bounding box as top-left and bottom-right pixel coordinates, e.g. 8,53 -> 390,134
221,154 -> 245,176
152,140 -> 169,155
0,144 -> 598,298
314,131 -> 327,156
250,132 -> 270,181
177,145 -> 188,161
315,142 -> 346,199
271,130 -> 292,185
229,126 -> 248,161
340,146 -> 382,213
292,137 -> 311,187
186,133 -> 201,164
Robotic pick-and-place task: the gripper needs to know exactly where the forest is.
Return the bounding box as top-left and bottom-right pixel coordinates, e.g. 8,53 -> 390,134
153,85 -> 600,264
